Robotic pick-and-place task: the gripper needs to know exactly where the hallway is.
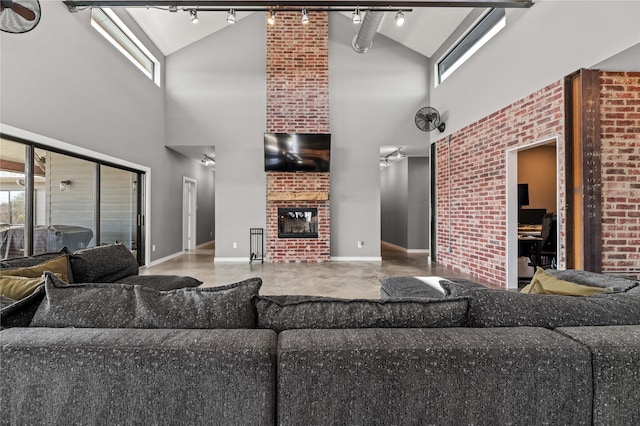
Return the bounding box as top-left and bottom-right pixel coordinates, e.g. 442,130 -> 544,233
141,243 -> 490,298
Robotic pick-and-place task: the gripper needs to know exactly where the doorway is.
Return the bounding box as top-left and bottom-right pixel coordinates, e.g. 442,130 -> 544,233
183,177 -> 197,251
505,137 -> 560,289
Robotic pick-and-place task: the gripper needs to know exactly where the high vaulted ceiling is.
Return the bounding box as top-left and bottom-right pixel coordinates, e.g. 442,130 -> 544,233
126,7 -> 474,57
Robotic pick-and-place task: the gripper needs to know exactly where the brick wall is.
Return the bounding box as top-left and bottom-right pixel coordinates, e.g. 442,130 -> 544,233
265,11 -> 330,262
435,81 -> 566,286
600,72 -> 640,272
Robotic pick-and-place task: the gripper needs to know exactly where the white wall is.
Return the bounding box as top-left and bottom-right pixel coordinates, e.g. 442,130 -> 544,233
0,2 -> 213,262
329,15 -> 431,258
165,13 -> 431,260
431,0 -> 640,137
165,13 -> 267,260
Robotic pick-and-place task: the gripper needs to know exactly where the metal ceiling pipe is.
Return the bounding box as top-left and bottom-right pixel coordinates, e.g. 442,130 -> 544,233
351,11 -> 384,54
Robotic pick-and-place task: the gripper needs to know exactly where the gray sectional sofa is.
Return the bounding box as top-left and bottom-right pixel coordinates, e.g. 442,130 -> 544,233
1,256 -> 640,425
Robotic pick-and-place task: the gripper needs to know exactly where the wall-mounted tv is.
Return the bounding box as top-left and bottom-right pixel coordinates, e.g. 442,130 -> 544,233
264,133 -> 331,172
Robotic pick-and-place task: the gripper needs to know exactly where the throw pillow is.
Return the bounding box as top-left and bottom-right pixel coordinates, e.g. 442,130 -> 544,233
69,243 -> 139,283
30,273 -> 262,329
0,295 -> 17,309
440,280 -> 640,328
0,248 -> 70,269
2,255 -> 70,283
252,295 -> 470,333
113,274 -> 202,291
521,268 -> 613,296
0,275 -> 48,301
544,269 -> 639,293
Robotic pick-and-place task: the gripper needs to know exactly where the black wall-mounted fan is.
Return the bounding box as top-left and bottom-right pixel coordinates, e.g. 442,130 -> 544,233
1,0 -> 41,33
415,106 -> 446,133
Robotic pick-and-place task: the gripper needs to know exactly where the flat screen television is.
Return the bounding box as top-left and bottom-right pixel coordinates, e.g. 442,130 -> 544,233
264,133 -> 331,172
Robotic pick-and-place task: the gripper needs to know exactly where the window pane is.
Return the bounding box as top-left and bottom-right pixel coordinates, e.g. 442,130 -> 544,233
0,139 -> 27,258
35,151 -> 96,254
100,165 -> 137,253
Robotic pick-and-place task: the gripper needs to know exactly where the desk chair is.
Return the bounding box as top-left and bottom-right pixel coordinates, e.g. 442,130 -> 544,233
528,213 -> 557,269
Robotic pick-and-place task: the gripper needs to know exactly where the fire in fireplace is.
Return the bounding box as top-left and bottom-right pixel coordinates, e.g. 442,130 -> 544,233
278,208 -> 318,238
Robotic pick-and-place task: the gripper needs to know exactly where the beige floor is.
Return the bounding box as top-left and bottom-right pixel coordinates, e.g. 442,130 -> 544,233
141,242 -> 492,298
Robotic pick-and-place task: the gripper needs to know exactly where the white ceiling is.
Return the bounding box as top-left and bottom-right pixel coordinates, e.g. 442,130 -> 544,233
127,8 -> 474,60
127,7 -> 477,162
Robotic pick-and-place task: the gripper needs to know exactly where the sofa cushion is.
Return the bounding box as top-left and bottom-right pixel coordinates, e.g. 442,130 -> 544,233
30,273 -> 262,329
521,268 -> 613,296
1,255 -> 70,283
113,274 -> 202,291
380,276 -> 446,299
69,243 -> 138,283
544,269 -> 639,292
441,279 -> 640,328
253,295 -> 469,333
0,295 -> 16,310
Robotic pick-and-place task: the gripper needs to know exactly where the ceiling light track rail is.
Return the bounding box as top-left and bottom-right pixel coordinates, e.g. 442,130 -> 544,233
63,1 -> 533,11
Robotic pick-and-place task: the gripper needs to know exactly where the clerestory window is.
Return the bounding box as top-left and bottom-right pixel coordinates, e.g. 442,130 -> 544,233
437,8 -> 506,85
91,8 -> 161,86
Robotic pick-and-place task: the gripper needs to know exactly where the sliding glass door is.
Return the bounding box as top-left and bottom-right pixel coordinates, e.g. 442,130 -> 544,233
0,136 -> 145,264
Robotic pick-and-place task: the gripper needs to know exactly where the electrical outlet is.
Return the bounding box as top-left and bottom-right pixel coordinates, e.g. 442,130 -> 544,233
152,245 -> 156,252
357,241 -> 364,248
233,242 -> 237,249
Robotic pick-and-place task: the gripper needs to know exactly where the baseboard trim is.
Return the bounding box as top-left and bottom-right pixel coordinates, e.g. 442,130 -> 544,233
145,251 -> 185,268
214,257 -> 249,263
381,240 -> 429,255
330,256 -> 383,262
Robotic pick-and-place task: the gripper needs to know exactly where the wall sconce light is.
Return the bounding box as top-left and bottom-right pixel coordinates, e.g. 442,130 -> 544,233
59,180 -> 71,191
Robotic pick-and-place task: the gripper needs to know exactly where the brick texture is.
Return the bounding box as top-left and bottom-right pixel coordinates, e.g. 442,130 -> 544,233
600,72 -> 640,272
265,11 -> 330,262
435,81 -> 566,287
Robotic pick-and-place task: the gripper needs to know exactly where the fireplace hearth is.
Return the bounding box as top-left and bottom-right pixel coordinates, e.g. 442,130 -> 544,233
278,208 -> 318,238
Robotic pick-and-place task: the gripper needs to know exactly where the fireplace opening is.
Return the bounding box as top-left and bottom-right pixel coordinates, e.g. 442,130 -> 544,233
278,208 -> 318,238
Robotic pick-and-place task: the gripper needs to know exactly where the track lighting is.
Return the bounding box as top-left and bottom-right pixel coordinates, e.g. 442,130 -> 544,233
395,10 -> 405,26
301,9 -> 309,24
267,10 -> 276,25
352,8 -> 361,24
380,147 -> 406,167
202,155 -> 215,167
189,9 -> 198,24
226,8 -> 236,24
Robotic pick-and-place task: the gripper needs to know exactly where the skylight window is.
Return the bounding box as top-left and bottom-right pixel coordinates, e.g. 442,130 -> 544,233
436,8 -> 506,85
91,8 -> 160,86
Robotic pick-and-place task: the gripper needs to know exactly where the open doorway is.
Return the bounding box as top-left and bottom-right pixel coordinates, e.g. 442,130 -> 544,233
379,145 -> 431,260
182,177 -> 197,251
506,137 -> 560,289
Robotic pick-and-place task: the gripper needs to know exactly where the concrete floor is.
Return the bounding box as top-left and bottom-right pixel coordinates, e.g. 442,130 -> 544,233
141,242 -> 490,298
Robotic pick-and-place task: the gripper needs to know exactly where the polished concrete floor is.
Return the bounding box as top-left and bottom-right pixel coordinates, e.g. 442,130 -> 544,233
141,242 -> 490,298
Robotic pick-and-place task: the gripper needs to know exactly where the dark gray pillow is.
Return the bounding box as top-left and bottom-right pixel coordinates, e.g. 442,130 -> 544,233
30,273 -> 262,329
0,248 -> 70,269
70,243 -> 139,283
0,284 -> 46,328
113,275 -> 202,291
544,269 -> 639,293
440,280 -> 640,328
0,295 -> 17,310
253,295 -> 469,333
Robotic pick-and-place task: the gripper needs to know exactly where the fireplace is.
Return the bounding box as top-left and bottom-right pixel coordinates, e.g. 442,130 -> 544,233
278,208 -> 318,238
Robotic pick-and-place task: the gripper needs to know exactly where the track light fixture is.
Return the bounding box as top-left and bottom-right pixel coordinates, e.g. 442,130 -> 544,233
395,10 -> 404,26
202,155 -> 215,167
352,8 -> 361,24
380,147 -> 406,167
226,8 -> 236,24
267,10 -> 276,25
189,9 -> 198,24
301,9 -> 309,24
